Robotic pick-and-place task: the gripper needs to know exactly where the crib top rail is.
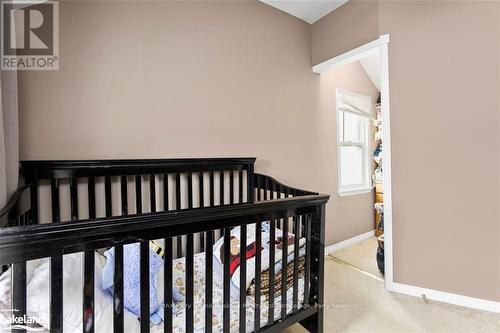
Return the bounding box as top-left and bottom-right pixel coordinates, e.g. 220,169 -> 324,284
0,193 -> 329,265
254,173 -> 317,197
21,157 -> 256,180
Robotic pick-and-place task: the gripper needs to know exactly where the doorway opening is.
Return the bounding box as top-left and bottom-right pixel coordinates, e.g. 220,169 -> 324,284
313,35 -> 394,289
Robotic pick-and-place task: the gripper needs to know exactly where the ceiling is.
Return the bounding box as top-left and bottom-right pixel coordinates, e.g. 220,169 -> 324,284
260,0 -> 349,24
359,52 -> 380,91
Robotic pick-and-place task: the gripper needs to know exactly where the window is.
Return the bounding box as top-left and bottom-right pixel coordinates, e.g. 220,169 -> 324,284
336,89 -> 373,196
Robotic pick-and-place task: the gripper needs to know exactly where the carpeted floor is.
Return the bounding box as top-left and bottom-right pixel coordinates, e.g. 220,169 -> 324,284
282,238 -> 500,333
329,236 -> 383,280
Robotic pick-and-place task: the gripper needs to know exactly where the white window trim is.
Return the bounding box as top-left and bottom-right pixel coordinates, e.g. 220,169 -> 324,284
336,89 -> 373,197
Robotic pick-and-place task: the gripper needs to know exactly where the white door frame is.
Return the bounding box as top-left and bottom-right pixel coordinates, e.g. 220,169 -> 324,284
312,35 -> 395,290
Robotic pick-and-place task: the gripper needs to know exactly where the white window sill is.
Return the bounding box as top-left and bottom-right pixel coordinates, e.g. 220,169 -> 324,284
337,187 -> 373,197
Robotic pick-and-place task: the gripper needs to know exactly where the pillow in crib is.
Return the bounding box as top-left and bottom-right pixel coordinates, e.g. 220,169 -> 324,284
26,252 -> 141,333
102,241 -> 178,325
0,258 -> 46,306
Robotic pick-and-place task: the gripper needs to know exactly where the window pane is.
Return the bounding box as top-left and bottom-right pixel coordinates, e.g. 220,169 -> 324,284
340,146 -> 363,186
343,112 -> 362,143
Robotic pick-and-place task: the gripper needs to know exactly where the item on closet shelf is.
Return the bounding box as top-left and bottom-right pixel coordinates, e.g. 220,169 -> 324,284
373,144 -> 383,165
374,130 -> 383,144
374,202 -> 384,215
373,166 -> 383,183
102,242 -> 179,324
374,202 -> 384,236
375,103 -> 381,119
376,235 -> 385,275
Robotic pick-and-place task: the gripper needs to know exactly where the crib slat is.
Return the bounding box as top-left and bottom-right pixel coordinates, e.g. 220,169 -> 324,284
175,174 -> 181,210
219,172 -> 225,236
188,173 -> 193,209
136,175 -> 142,214
120,176 -> 128,216
293,216 -> 300,312
229,171 -> 234,205
140,242 -> 150,333
12,262 -> 26,333
164,238 -> 173,333
186,234 -> 194,333
256,175 -> 261,202
281,218 -> 289,319
105,176 -> 112,217
209,171 -> 214,206
238,171 -> 243,203
223,227 -> 231,333
50,255 -> 63,333
199,173 -> 205,249
175,174 -> 182,257
239,225 -> 247,333
268,220 -> 275,326
88,177 -> 96,219
199,172 -> 204,208
163,174 -> 169,211
150,174 -> 156,212
254,221 -> 262,332
205,231 -> 213,333
51,179 -> 60,223
219,171 -> 224,205
304,214 -> 311,304
121,176 -> 128,216
83,251 -> 95,333
247,164 -> 254,203
70,178 -> 78,221
263,177 -> 268,201
30,183 -> 38,224
114,245 -> 124,333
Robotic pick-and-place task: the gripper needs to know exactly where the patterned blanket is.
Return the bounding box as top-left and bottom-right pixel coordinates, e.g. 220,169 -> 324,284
247,256 -> 305,297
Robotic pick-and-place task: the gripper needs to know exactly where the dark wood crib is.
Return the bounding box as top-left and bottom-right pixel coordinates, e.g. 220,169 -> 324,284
0,158 -> 329,333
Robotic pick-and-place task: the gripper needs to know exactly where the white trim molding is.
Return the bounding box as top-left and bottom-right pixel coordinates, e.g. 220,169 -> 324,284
337,187 -> 372,197
325,230 -> 375,255
389,283 -> 500,314
378,36 -> 394,290
313,35 -> 390,74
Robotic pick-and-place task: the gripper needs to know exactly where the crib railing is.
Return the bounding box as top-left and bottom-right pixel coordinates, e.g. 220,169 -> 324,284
17,158 -> 256,258
0,194 -> 328,333
254,173 -> 317,200
0,158 -> 328,333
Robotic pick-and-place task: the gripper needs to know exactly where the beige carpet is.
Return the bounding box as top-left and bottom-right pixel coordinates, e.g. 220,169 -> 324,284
282,242 -> 500,333
329,236 -> 383,280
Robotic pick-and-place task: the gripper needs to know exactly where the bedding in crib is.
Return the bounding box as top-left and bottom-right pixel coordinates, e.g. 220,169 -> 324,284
101,243 -> 171,324
0,251 -> 306,333
212,223 -> 306,291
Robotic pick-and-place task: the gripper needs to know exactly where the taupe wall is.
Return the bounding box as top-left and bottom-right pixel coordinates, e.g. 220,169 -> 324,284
19,0 -> 499,304
312,0 -> 379,65
313,61 -> 378,244
312,0 -> 500,302
17,1 -> 377,247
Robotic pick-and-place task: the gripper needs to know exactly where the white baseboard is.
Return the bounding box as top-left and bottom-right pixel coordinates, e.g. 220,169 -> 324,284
388,282 -> 500,313
325,230 -> 375,255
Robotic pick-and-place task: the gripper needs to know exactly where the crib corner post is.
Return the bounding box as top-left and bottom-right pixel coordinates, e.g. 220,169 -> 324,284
301,203 -> 326,333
